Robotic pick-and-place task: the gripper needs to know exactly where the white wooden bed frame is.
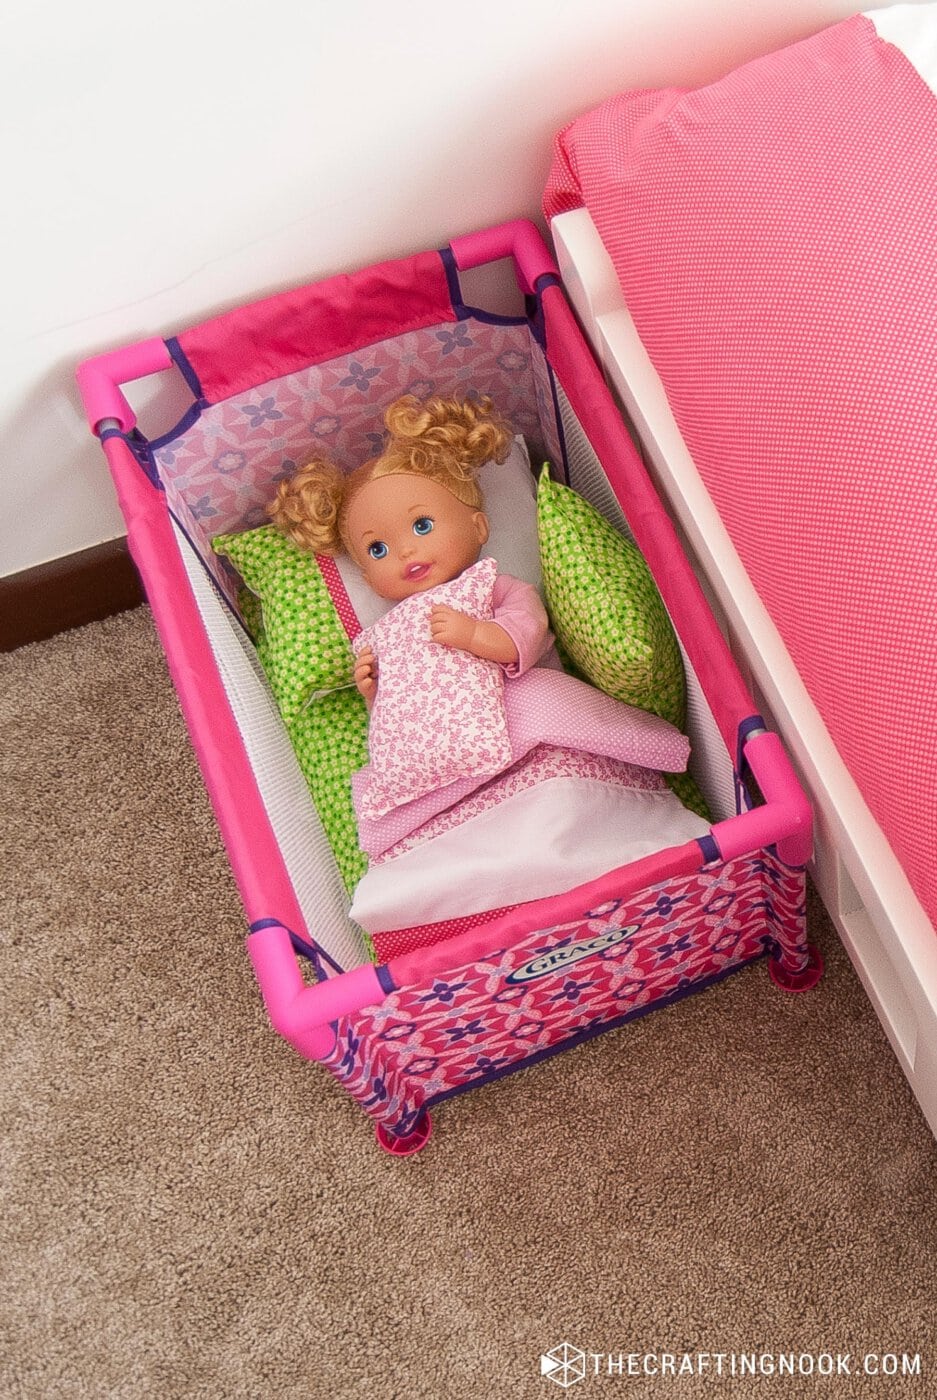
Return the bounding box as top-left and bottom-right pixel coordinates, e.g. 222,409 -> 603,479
552,207 -> 937,1139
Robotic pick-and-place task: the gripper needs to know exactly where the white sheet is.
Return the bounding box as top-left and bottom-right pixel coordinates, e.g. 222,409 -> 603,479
348,775 -> 710,933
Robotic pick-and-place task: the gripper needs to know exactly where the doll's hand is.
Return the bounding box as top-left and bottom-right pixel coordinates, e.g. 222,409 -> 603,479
354,647 -> 378,711
429,605 -> 477,652
429,606 -> 519,666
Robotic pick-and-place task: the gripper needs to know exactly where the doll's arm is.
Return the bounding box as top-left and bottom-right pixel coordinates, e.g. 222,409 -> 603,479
490,575 -> 553,674
429,575 -> 553,670
429,607 -> 518,664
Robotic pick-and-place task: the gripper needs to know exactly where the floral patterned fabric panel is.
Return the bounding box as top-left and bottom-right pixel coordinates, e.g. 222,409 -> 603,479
322,850 -> 805,1135
152,320 -> 560,606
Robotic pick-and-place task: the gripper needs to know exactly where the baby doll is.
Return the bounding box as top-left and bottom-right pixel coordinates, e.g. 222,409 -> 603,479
267,393 -> 555,710
268,392 -> 695,883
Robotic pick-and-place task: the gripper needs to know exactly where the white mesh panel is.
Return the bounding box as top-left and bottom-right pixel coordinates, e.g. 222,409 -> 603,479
554,383 -> 739,822
174,520 -> 370,972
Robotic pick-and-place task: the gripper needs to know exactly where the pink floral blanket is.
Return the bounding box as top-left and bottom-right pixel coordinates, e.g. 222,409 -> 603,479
352,559 -> 690,858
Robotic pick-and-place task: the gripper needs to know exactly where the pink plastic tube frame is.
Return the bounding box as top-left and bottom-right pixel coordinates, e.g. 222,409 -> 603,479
246,929 -> 384,1061
76,337 -> 173,435
449,218 -> 560,295
713,729 -> 812,868
77,218 -> 815,1082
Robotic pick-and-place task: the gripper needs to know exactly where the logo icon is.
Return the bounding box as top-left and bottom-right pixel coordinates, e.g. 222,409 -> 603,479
541,1342 -> 587,1388
508,925 -> 637,984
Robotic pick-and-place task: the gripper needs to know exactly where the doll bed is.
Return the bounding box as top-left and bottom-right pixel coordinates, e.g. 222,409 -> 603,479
542,2 -> 937,1139
77,218 -> 818,1155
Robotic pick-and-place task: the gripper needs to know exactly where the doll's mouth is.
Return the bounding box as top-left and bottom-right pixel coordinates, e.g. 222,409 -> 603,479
404,562 -> 430,581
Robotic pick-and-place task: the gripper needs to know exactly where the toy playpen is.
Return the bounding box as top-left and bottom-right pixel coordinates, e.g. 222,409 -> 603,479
77,219 -> 820,1155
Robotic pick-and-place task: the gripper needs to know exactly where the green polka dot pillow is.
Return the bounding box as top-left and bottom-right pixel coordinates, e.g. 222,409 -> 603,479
213,526 -> 354,725
536,467 -> 686,728
212,526 -> 369,895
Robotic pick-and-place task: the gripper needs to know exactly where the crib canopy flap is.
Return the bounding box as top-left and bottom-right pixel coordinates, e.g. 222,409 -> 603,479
172,249 -> 458,406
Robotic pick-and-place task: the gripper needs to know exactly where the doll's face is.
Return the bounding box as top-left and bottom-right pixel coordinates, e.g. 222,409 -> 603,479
344,473 -> 490,601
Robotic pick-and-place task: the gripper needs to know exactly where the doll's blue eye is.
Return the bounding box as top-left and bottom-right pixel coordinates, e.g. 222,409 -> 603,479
367,540 -> 388,560
413,516 -> 434,536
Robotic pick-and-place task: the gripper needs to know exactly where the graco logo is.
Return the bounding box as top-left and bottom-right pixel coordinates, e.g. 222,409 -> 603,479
541,1342 -> 587,1388
508,925 -> 637,984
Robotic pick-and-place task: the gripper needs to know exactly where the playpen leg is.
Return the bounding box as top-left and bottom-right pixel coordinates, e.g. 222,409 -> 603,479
768,943 -> 824,992
758,862 -> 825,993
375,1108 -> 433,1157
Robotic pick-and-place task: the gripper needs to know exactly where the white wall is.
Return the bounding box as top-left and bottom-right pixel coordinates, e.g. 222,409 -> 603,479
2,0 -> 892,577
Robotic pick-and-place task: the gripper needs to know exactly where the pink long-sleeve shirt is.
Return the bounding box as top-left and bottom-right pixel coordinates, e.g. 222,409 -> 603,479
491,574 -> 559,676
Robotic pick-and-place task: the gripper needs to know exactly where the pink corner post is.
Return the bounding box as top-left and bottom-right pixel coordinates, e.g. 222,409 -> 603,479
76,338 -> 173,435
449,219 -> 559,296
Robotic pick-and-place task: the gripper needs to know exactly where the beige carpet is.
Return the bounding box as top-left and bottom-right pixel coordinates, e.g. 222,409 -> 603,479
3,606 -> 936,1400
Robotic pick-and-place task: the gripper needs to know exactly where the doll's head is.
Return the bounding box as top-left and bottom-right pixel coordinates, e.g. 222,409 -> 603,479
268,394 -> 513,600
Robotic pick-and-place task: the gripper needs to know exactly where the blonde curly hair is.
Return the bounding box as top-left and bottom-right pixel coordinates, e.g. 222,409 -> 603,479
267,394 -> 513,556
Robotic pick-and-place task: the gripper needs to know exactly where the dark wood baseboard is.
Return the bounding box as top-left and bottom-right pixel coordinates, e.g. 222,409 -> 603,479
0,537 -> 145,652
